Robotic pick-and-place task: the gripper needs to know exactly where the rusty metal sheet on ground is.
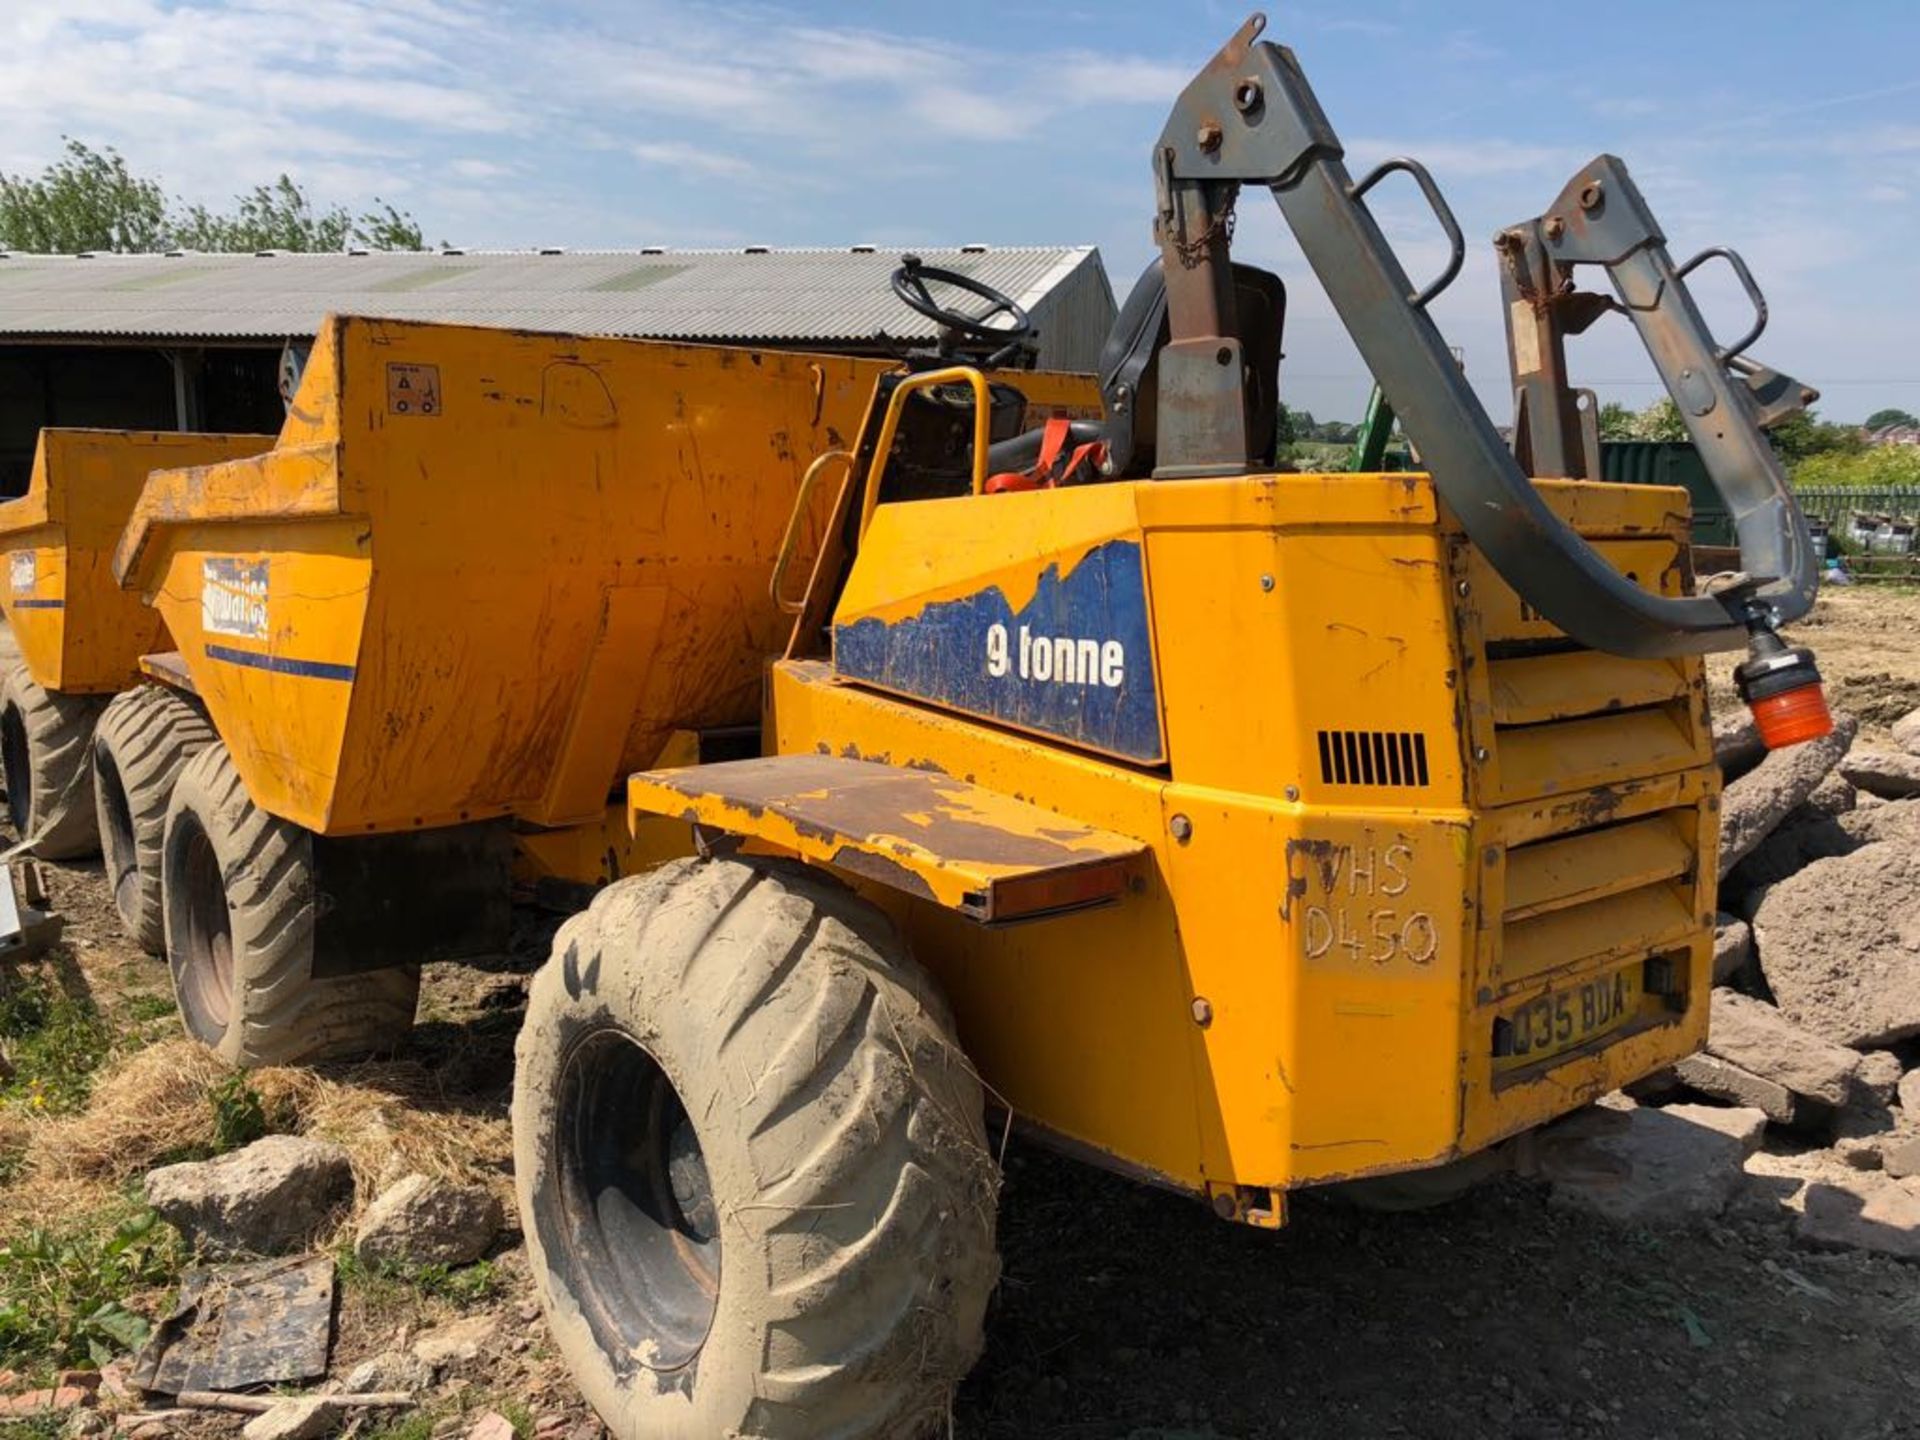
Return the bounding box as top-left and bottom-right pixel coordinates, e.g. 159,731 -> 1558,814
130,1254 -> 335,1394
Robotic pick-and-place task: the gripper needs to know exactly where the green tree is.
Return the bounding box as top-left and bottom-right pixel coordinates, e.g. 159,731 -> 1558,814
1766,407 -> 1864,466
173,176 -> 423,253
1629,397 -> 1688,442
1864,407 -> 1918,430
1596,400 -> 1637,439
0,140 -> 425,254
1275,404 -> 1308,447
0,139 -> 167,253
1794,444 -> 1920,488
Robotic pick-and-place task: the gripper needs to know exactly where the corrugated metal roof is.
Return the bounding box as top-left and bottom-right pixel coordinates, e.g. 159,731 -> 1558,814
0,245 -> 1109,347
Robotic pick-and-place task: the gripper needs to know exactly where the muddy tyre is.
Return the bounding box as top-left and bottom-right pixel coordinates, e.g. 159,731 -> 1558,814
0,663 -> 105,859
513,857 -> 998,1440
162,741 -> 419,1066
92,684 -> 218,952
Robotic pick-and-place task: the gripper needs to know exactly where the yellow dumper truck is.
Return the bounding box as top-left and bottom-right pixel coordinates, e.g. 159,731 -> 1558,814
110,315 -> 1099,1063
0,430 -> 269,931
109,14 -> 1830,1438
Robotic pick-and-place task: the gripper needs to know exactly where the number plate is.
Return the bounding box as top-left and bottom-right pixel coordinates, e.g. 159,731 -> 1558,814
1492,964 -> 1643,1073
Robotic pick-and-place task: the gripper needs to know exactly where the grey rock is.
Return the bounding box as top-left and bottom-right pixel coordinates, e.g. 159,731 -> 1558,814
1839,748 -> 1920,800
1854,1049 -> 1906,1107
1712,916 -> 1753,985
1717,712 -> 1857,879
1899,1068 -> 1920,1114
1754,841 -> 1920,1047
1891,706 -> 1920,757
241,1399 -> 341,1440
354,1174 -> 502,1270
1797,1173 -> 1920,1259
144,1135 -> 352,1257
1532,1102 -> 1756,1224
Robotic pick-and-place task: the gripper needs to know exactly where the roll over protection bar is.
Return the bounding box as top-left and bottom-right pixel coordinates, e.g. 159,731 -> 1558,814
1149,13 -> 1820,659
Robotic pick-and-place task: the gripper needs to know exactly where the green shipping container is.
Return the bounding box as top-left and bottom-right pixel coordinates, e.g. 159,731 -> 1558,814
1598,440 -> 1736,546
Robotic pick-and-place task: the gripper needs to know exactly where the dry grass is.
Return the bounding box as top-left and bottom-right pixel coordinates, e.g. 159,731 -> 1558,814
9,1037 -> 512,1231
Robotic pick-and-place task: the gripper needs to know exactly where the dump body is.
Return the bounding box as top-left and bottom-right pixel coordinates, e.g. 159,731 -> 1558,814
116,315 -> 1099,836
634,468 -> 1719,1205
0,430 -> 272,692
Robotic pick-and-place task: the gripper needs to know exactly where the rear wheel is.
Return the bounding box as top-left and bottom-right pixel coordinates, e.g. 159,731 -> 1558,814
0,663 -> 105,859
513,857 -> 999,1440
92,684 -> 218,952
162,742 -> 419,1066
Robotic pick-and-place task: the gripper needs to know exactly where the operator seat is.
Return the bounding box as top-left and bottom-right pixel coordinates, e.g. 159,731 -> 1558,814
985,258 -> 1287,481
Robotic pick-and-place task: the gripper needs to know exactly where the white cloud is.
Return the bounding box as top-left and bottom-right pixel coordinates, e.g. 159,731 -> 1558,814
631,140 -> 757,180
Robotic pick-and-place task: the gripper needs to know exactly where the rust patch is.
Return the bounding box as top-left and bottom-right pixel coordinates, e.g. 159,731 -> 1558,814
1280,837 -> 1341,922
827,844 -> 937,902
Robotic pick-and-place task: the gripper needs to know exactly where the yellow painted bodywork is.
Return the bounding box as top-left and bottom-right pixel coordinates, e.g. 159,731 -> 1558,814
632,468 -> 1718,1204
0,429 -> 271,692
117,314 -> 1103,836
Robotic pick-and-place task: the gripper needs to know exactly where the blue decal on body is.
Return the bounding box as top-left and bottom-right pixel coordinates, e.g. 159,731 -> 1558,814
834,539 -> 1162,762
205,643 -> 356,682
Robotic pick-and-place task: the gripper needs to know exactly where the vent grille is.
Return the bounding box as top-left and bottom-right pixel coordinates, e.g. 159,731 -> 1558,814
1316,729 -> 1430,787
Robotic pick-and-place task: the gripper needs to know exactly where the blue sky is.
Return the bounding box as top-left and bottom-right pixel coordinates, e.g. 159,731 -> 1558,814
3,0 -> 1916,423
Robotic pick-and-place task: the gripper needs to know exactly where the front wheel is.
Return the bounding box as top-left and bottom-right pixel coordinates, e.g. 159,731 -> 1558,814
92,683 -> 218,952
0,663 -> 105,858
513,857 -> 999,1440
162,742 -> 419,1066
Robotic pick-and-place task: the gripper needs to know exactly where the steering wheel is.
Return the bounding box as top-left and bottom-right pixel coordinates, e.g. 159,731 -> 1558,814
890,255 -> 1035,349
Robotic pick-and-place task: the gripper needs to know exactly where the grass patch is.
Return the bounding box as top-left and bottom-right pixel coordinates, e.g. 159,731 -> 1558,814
0,1202 -> 183,1371
336,1247 -> 503,1311
0,970 -> 113,1115
360,1417 -> 438,1440
120,992 -> 178,1024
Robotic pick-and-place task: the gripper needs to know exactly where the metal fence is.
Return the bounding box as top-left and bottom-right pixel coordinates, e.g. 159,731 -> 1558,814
1793,486 -> 1920,580
1793,486 -> 1920,524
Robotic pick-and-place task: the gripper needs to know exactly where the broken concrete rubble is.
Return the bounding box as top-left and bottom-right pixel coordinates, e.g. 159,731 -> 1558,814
1712,916 -> 1752,985
1890,705 -> 1920,756
354,1173 -> 503,1270
1717,711 -> 1857,879
1802,771 -> 1858,817
1884,1136 -> 1920,1181
1839,748 -> 1920,799
1530,1100 -> 1760,1224
1797,1173 -> 1920,1260
1853,1050 -> 1906,1107
1753,841 -> 1920,1047
240,1398 -> 341,1440
1673,989 -> 1858,1124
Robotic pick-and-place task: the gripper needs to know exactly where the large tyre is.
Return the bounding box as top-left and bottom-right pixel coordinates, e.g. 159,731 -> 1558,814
513,857 -> 998,1440
0,663 -> 105,859
162,742 -> 419,1066
92,684 -> 218,953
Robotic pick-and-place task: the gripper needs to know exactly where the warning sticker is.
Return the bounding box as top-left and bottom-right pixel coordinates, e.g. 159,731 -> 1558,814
202,558 -> 269,640
9,551 -> 35,593
387,362 -> 442,416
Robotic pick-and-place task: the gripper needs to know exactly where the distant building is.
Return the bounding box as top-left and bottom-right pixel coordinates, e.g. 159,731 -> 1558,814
1864,424 -> 1920,448
0,245 -> 1114,494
